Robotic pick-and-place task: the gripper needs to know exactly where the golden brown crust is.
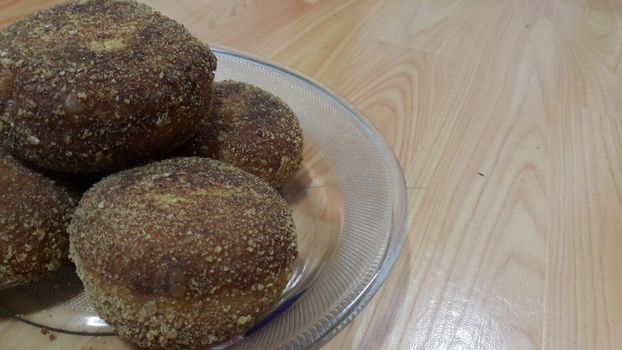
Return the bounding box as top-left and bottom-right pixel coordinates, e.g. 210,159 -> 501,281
0,149 -> 78,289
74,254 -> 291,349
69,157 -> 297,349
184,80 -> 303,187
0,0 -> 217,173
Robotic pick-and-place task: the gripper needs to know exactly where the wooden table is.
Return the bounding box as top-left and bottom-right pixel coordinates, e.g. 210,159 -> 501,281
2,0 -> 622,349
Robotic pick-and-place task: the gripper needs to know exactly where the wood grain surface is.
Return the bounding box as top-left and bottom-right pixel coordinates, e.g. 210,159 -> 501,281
1,0 -> 622,349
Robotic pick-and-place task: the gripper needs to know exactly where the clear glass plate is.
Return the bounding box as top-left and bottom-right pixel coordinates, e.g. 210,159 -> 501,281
0,47 -> 408,350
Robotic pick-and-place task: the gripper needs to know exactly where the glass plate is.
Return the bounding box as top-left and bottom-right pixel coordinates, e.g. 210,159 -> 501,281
0,47 -> 408,350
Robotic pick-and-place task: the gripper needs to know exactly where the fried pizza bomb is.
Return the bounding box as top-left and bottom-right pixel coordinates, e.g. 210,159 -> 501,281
184,80 -> 303,187
0,149 -> 78,289
0,0 -> 217,173
69,157 -> 297,349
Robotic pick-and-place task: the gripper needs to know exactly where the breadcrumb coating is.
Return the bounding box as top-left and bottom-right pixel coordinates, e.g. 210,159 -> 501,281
184,80 -> 303,187
0,0 -> 217,173
0,149 -> 78,289
69,157 -> 297,349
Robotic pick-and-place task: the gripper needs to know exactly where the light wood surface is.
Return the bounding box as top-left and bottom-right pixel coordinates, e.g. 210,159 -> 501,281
1,0 -> 622,349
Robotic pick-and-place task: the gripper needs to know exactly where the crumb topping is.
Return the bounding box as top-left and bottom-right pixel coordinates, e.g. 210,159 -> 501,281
69,157 -> 297,348
185,80 -> 303,187
0,149 -> 78,289
0,0 -> 217,173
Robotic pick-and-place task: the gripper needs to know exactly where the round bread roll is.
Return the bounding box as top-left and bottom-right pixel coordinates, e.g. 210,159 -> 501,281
184,80 -> 303,187
69,157 -> 297,349
0,149 -> 78,289
0,0 -> 217,173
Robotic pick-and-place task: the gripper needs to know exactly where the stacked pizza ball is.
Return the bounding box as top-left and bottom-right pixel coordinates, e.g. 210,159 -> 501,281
0,0 -> 303,348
